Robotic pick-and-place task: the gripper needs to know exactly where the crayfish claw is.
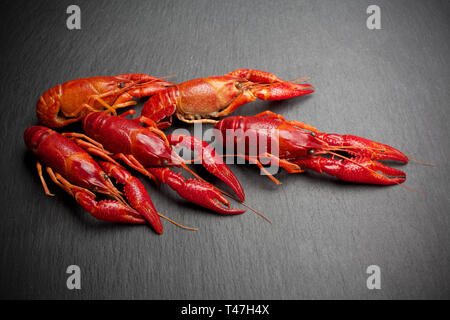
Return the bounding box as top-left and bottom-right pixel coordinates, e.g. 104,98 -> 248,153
98,161 -> 163,234
365,160 -> 407,185
148,167 -> 245,215
168,134 -> 246,202
74,191 -> 146,224
295,157 -> 406,185
317,133 -> 409,163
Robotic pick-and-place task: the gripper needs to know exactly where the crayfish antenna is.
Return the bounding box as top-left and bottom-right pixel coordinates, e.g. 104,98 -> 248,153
209,185 -> 272,224
118,109 -> 137,118
158,213 -> 198,231
234,196 -> 272,224
398,185 -> 425,194
328,144 -> 435,168
179,161 -> 206,181
409,157 -> 435,167
288,76 -> 312,83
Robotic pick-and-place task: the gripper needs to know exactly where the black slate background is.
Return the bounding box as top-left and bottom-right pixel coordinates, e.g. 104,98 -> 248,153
0,0 -> 449,299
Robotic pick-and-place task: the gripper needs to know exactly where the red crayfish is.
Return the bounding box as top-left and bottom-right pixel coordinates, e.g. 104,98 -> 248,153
24,126 -> 171,233
64,111 -> 247,215
213,111 -> 408,185
142,69 -> 314,128
36,73 -> 175,128
29,68 -> 416,233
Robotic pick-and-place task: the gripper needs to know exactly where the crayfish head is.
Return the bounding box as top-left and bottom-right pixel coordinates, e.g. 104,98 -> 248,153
279,129 -> 328,158
131,131 -> 180,166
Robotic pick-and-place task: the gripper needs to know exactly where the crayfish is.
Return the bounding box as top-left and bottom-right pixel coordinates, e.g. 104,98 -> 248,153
142,69 -> 314,128
213,111 -> 408,185
29,69 -> 417,233
36,73 -> 175,128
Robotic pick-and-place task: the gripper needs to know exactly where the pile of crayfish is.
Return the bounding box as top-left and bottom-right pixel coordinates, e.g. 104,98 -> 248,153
26,69 -> 410,234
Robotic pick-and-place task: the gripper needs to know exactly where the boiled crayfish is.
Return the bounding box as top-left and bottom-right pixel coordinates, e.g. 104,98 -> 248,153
64,111 -> 246,215
142,69 -> 314,128
24,125 -> 166,233
29,68 -> 414,234
36,73 -> 175,128
213,111 -> 408,185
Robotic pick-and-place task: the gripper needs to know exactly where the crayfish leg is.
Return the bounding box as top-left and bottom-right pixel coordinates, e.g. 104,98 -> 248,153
216,90 -> 256,118
261,153 -> 304,174
113,153 -> 158,184
36,162 -> 54,196
46,168 -> 96,198
62,132 -> 106,149
63,133 -> 123,168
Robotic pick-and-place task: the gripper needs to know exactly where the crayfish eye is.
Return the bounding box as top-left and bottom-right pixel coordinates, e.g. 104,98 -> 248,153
118,82 -> 125,88
235,82 -> 242,90
310,132 -> 316,137
308,149 -> 315,155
